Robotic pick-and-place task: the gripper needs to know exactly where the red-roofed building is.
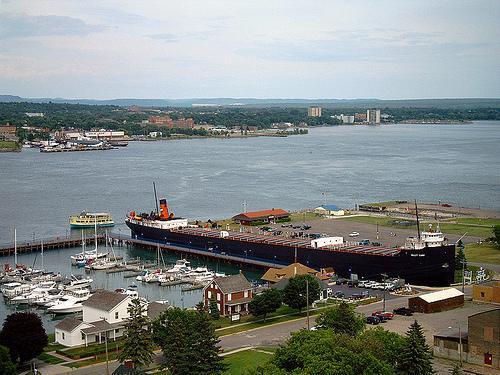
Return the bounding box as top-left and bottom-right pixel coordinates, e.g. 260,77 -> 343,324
232,208 -> 290,225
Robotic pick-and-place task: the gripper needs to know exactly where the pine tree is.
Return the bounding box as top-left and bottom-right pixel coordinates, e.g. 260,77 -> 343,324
0,345 -> 16,375
398,320 -> 434,375
209,297 -> 220,320
118,299 -> 154,369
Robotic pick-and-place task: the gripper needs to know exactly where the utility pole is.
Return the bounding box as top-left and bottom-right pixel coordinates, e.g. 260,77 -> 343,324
105,335 -> 109,375
306,278 -> 310,330
381,273 -> 388,312
458,323 -> 463,367
376,222 -> 379,240
461,258 -> 466,293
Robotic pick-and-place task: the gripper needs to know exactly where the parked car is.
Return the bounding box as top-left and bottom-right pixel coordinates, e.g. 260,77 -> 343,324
372,311 -> 394,320
359,239 -> 370,245
347,280 -> 359,287
301,225 -> 312,230
366,316 -> 380,325
333,291 -> 345,298
371,241 -> 381,246
372,313 -> 388,323
393,307 -> 413,316
349,231 -> 360,237
358,280 -> 369,288
335,277 -> 349,285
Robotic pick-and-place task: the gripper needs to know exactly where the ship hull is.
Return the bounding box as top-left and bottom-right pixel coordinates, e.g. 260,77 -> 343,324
126,221 -> 455,286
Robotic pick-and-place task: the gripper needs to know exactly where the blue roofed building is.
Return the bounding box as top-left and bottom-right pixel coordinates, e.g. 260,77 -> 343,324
314,204 -> 345,216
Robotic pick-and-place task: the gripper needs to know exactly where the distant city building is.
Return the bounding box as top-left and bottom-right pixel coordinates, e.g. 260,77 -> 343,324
25,112 -> 45,117
354,113 -> 367,122
367,109 -> 381,124
308,106 -> 322,117
147,116 -> 194,129
341,115 -> 355,124
148,131 -> 162,138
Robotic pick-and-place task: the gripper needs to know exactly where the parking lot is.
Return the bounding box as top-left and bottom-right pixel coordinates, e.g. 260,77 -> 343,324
324,282 -> 401,301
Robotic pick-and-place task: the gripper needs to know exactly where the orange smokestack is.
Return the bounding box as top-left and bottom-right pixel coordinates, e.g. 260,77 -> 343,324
159,199 -> 169,219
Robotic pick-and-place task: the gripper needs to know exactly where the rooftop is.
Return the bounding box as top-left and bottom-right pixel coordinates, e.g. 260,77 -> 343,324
417,288 -> 464,303
212,273 -> 252,294
54,317 -> 84,332
233,208 -> 289,220
82,289 -> 129,311
262,262 -> 318,283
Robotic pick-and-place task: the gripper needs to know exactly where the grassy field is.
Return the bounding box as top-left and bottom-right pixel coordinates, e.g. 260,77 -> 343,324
338,215 -> 496,238
38,352 -> 66,364
464,242 -> 500,264
223,348 -> 273,375
0,140 -> 19,150
289,211 -> 321,222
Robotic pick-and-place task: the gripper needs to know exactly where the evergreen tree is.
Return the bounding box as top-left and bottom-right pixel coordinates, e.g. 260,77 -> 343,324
249,288 -> 283,321
282,275 -> 320,311
0,312 -> 47,364
209,297 -> 220,320
195,301 -> 205,313
118,299 -> 154,369
153,308 -> 226,375
316,301 -> 365,336
0,345 -> 16,375
398,320 -> 434,375
455,243 -> 466,269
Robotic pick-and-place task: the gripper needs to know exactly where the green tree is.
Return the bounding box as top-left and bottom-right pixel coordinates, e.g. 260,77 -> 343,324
209,297 -> 220,320
249,288 -> 283,321
282,275 -> 320,311
316,301 -> 365,336
0,346 -> 16,375
450,364 -> 462,375
493,225 -> 500,245
195,301 -> 205,312
455,245 -> 466,269
398,321 -> 434,375
118,299 -> 154,369
0,312 -> 47,364
153,308 -> 226,375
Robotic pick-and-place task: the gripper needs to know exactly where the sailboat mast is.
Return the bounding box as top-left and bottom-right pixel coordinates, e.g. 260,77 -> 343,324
415,200 -> 421,240
14,228 -> 17,265
94,215 -> 98,252
41,241 -> 44,270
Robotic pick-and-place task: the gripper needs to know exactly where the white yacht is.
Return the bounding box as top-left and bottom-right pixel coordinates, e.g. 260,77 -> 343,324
47,289 -> 91,314
1,282 -> 36,299
34,289 -> 64,307
10,281 -> 57,304
58,275 -> 93,291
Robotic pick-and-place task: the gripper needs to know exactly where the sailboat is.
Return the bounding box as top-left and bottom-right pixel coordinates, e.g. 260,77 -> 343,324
86,231 -> 118,270
70,217 -> 108,265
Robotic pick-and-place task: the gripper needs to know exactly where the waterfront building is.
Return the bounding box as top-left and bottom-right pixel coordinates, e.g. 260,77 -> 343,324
203,273 -> 253,317
354,113 -> 367,122
367,109 -> 381,124
25,112 -> 45,117
85,130 -> 126,140
473,281 -> 500,303
314,204 -> 345,216
409,288 -> 464,313
341,114 -> 355,124
433,308 -> 499,369
0,124 -> 17,141
261,262 -> 318,284
148,116 -> 195,129
232,208 -> 290,225
308,106 -> 322,117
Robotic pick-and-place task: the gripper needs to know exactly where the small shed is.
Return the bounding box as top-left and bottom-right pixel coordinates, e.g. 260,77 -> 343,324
314,205 -> 345,216
409,288 -> 464,313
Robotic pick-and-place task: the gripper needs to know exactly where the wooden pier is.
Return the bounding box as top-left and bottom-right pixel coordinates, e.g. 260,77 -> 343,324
108,233 -> 285,270
0,235 -> 105,256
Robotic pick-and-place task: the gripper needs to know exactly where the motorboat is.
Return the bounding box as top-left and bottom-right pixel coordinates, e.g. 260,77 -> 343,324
47,289 -> 91,314
34,289 -> 64,307
58,275 -> 93,291
1,282 -> 35,299
10,281 -> 57,304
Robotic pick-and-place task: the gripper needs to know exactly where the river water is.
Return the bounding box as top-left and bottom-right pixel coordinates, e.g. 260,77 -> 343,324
0,121 -> 499,330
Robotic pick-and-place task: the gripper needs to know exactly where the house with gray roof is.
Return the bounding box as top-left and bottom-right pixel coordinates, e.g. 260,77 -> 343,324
203,273 -> 253,317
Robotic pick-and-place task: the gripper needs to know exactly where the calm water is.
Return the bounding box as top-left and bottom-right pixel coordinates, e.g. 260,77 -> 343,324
0,121 -> 499,330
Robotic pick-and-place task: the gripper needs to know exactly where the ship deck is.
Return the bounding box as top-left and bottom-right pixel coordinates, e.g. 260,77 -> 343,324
171,227 -> 401,257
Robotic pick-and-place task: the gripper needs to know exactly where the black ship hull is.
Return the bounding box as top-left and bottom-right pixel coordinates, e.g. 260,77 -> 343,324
126,221 -> 455,286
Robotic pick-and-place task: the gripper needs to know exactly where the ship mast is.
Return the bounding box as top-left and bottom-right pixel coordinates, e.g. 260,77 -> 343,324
153,181 -> 160,215
415,200 -> 421,240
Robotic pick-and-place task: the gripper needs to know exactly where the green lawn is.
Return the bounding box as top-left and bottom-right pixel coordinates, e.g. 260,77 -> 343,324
289,211 -> 321,222
451,218 -> 500,226
223,349 -> 273,375
464,242 -> 500,264
58,338 -> 124,359
338,216 -> 495,238
0,140 -> 19,149
38,352 -> 66,365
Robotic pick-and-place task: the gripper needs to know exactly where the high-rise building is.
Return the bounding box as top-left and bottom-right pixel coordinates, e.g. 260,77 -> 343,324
308,106 -> 322,117
367,109 -> 381,124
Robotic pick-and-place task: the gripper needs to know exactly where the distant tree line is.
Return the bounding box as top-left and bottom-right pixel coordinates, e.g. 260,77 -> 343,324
1,102 -> 498,136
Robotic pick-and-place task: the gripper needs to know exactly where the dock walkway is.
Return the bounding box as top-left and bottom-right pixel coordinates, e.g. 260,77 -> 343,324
0,235 -> 104,256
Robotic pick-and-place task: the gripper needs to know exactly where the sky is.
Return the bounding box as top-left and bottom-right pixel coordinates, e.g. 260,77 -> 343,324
0,0 -> 499,99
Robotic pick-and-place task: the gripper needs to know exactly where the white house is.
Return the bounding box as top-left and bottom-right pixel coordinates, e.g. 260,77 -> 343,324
314,204 -> 345,216
55,290 -> 132,347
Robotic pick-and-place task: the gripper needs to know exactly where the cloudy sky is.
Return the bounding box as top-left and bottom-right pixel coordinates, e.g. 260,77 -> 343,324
0,0 -> 499,99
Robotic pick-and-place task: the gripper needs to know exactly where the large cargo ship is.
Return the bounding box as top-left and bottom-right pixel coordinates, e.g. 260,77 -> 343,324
125,199 -> 456,286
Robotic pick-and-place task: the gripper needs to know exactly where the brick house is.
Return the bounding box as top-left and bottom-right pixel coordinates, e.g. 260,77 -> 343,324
203,273 -> 253,316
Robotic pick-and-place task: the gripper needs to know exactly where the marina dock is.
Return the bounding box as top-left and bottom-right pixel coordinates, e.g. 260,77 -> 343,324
108,233 -> 286,270
0,235 -> 105,256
